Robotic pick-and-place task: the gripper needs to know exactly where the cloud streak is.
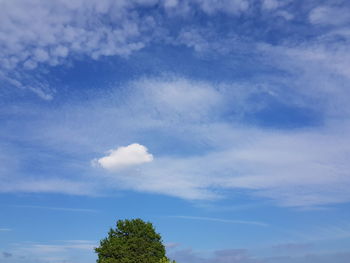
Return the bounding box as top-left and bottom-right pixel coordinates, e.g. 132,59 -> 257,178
4,240 -> 97,263
0,228 -> 11,232
9,205 -> 98,213
168,215 -> 268,227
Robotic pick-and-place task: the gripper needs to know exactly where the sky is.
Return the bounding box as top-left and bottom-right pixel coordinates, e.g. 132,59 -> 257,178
1,0 -> 350,262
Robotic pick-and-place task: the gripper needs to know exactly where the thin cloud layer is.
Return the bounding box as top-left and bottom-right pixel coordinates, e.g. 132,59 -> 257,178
170,247 -> 350,263
309,6 -> 350,26
1,1 -> 350,209
2,74 -> 350,207
170,248 -> 260,263
3,240 -> 97,263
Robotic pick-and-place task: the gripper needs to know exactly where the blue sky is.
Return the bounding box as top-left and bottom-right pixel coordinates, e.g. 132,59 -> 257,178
1,0 -> 350,262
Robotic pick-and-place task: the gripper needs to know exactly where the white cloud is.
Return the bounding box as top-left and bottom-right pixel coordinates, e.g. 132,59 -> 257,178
76,86 -> 350,206
95,143 -> 153,171
193,0 -> 250,15
164,0 -> 179,9
131,76 -> 224,122
0,0 -> 302,100
112,123 -> 350,206
2,4 -> 350,206
0,0 -> 153,70
0,0 -> 256,71
2,72 -> 350,207
256,40 -> 350,116
261,0 -> 280,10
0,0 -> 156,98
0,0 -> 266,99
309,6 -> 350,26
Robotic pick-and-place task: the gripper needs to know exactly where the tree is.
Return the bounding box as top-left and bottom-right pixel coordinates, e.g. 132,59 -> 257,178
95,218 -> 167,263
159,257 -> 177,263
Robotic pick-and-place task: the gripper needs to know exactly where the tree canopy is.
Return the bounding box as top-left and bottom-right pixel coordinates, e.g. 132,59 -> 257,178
95,218 -> 168,263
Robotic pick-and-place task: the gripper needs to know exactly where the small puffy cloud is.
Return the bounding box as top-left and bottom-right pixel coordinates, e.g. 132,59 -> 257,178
94,143 -> 153,171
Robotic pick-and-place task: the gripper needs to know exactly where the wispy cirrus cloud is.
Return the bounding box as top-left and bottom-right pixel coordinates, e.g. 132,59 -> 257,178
167,215 -> 268,227
1,1 -> 350,208
309,6 -> 350,26
0,0 -> 329,99
0,178 -> 98,196
1,73 -> 350,207
9,205 -> 98,213
0,0 -> 156,98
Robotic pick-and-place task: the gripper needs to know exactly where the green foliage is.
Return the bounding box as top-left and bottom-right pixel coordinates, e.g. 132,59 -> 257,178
95,218 -> 166,263
159,257 -> 177,263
